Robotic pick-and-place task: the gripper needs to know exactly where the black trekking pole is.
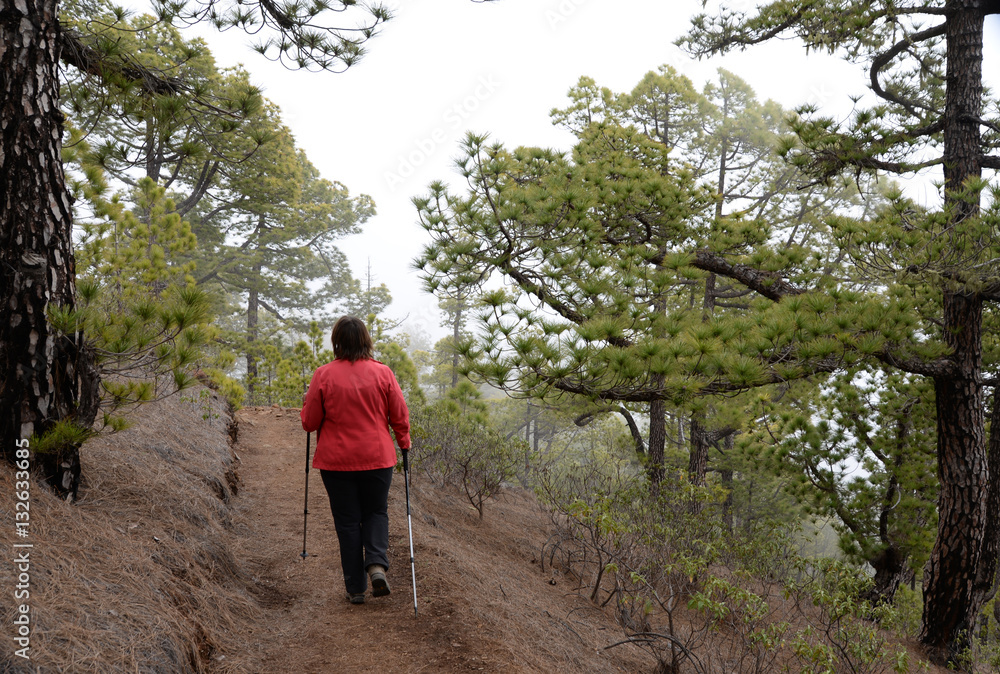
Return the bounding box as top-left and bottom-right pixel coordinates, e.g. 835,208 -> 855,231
301,431 -> 311,560
403,448 -> 418,618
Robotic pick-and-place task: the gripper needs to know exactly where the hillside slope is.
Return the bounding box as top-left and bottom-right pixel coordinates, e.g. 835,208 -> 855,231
0,392 -> 651,673
229,405 -> 650,673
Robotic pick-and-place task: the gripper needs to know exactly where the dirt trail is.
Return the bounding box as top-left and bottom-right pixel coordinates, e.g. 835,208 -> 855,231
230,406 -> 508,673
229,406 -> 649,674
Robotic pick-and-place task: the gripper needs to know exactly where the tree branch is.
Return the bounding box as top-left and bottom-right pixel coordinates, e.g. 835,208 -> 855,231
875,349 -> 956,378
257,298 -> 286,321
575,405 -> 646,457
59,29 -> 187,97
869,23 -> 946,116
690,250 -> 806,302
174,161 -> 220,216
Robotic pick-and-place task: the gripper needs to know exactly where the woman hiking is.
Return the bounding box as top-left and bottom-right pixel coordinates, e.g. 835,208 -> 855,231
300,315 -> 411,604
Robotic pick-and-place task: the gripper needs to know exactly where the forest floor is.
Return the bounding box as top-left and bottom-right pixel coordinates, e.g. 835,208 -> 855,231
1,392 -> 947,673
224,405 -> 651,673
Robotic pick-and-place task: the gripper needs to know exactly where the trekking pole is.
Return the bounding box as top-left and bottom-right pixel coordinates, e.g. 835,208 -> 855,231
301,431 -> 311,560
403,448 -> 418,618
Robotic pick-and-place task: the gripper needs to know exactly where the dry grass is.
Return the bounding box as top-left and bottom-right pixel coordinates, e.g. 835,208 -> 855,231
404,484 -> 653,673
0,388 -> 258,674
4,391 -> 946,674
0,394 -> 653,674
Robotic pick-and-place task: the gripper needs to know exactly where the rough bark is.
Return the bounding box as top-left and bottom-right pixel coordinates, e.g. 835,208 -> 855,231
922,291 -> 987,662
647,397 -> 666,487
0,0 -> 98,497
688,417 -> 709,487
919,2 -> 989,663
972,389 -> 1000,621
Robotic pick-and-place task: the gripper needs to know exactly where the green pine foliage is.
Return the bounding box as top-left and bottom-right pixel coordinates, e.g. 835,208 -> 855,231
64,167 -> 219,427
413,59 -> 994,630
414,67 -> 875,499
743,370 -> 938,601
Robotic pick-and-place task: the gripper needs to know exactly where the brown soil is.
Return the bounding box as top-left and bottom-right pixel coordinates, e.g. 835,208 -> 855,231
226,406 -> 651,673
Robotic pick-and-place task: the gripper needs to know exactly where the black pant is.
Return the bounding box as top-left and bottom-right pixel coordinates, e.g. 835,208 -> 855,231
320,468 -> 393,594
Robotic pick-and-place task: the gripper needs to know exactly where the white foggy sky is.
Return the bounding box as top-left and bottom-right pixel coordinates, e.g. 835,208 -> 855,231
186,1 -> 1000,346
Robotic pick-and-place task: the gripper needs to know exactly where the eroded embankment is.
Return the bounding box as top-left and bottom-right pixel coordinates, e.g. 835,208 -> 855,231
0,389 -> 262,674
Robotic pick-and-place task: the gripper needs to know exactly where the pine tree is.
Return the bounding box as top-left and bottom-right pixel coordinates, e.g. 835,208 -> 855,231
189,116 -> 373,400
0,0 -> 480,489
681,1 -> 1000,662
72,175 -> 214,423
1,0 -> 99,492
418,69 -> 862,487
62,3 -> 269,217
748,370 -> 939,604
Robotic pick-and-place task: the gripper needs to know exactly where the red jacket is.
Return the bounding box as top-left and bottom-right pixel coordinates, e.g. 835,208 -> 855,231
300,358 -> 410,471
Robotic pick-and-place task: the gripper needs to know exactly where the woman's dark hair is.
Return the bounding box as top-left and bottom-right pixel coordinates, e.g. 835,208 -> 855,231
330,316 -> 375,362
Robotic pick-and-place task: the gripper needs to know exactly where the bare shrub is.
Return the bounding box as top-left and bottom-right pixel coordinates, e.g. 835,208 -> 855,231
410,402 -> 523,519
535,459 -> 921,674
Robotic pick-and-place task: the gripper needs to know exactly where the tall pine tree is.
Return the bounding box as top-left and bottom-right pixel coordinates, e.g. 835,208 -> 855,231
681,1 -> 1000,663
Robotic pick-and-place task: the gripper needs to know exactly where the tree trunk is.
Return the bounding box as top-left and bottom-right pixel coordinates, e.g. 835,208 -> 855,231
452,294 -> 463,389
867,544 -> 907,607
688,417 -> 709,487
866,405 -> 913,606
0,0 -> 99,497
922,292 -> 987,662
647,398 -> 666,487
973,388 -> 1000,623
919,3 -> 988,664
246,261 -> 261,403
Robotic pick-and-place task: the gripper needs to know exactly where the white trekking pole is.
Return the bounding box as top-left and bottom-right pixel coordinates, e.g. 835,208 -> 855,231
403,447 -> 418,617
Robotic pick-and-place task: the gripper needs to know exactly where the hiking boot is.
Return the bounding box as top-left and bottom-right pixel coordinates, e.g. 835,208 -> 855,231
347,592 -> 365,605
368,565 -> 390,597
